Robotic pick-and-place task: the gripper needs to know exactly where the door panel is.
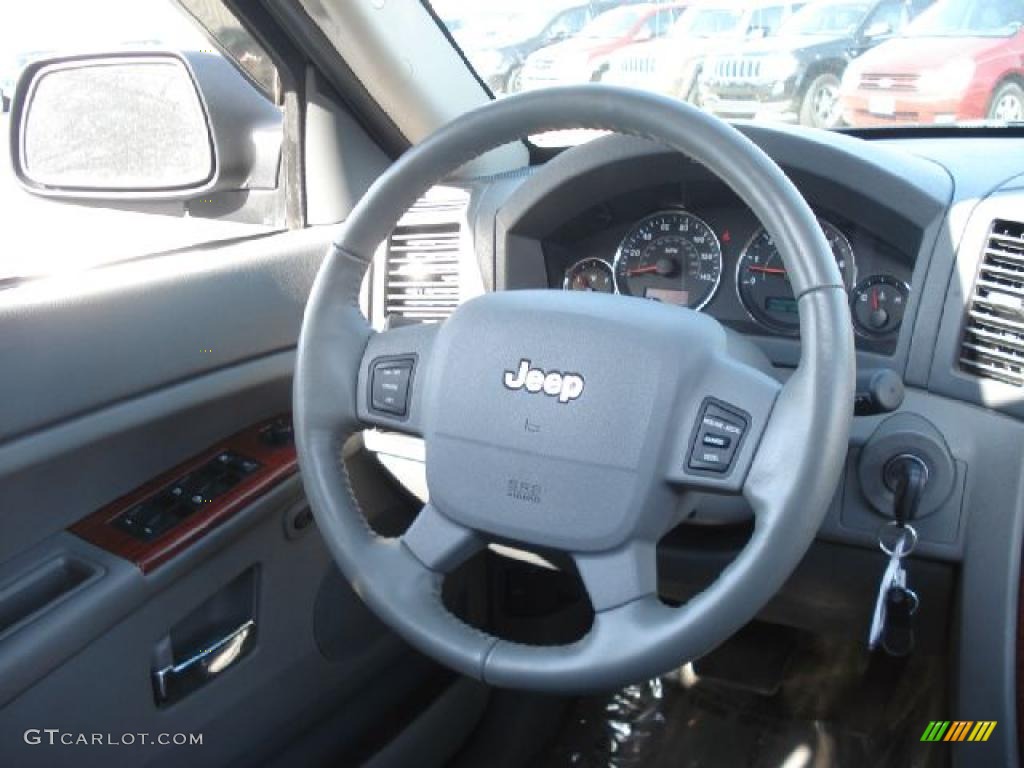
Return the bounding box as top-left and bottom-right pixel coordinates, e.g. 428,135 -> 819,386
0,473 -> 414,767
0,223 -> 449,765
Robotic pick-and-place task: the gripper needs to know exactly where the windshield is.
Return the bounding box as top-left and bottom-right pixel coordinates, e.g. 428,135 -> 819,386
905,0 -> 1024,37
455,10 -> 548,42
671,8 -> 745,39
780,1 -> 870,36
426,0 -> 1024,136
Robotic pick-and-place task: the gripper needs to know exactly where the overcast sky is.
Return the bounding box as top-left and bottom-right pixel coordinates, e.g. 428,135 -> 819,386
428,0 -> 583,21
1,0 -> 595,76
1,0 -> 204,72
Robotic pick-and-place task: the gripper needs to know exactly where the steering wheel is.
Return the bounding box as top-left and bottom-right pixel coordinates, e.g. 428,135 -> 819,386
294,86 -> 855,693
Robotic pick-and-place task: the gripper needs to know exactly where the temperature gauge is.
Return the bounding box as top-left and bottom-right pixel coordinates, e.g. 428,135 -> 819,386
564,257 -> 615,293
852,275 -> 909,337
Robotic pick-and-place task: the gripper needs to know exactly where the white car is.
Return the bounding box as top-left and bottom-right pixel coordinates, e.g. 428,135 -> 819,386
519,3 -> 684,91
601,0 -> 806,101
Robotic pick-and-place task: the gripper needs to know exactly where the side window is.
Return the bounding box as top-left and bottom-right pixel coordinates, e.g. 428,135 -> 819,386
864,0 -> 909,35
657,9 -> 682,35
2,0 -> 285,281
749,7 -> 786,36
641,9 -> 679,39
545,7 -> 589,41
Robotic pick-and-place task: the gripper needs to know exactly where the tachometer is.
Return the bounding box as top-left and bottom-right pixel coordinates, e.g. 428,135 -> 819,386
736,219 -> 855,334
564,257 -> 615,293
613,210 -> 723,311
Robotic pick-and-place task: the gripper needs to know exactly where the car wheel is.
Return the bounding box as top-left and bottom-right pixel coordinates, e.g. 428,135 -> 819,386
506,66 -> 524,94
800,73 -> 843,129
988,81 -> 1024,123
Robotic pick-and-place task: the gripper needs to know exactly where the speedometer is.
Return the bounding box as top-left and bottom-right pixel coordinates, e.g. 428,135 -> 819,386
613,211 -> 723,311
735,219 -> 855,334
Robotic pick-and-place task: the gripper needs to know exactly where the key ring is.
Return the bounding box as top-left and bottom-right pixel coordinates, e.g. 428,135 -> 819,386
879,521 -> 918,557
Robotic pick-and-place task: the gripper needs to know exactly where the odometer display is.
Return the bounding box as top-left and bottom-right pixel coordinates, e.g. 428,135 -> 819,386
613,211 -> 723,311
736,219 -> 855,333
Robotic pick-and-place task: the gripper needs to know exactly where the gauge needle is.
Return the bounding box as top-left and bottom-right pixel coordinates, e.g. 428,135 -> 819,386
627,265 -> 661,276
748,265 -> 787,276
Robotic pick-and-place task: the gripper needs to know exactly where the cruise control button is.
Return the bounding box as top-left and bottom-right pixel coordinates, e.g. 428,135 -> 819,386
688,399 -> 750,476
690,447 -> 729,473
370,358 -> 414,417
702,433 -> 731,449
701,412 -> 744,437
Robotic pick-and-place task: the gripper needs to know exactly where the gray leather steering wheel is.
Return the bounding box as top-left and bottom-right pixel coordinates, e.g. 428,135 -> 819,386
294,86 -> 855,693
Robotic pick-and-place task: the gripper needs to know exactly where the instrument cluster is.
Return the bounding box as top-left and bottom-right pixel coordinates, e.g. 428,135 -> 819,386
555,205 -> 911,349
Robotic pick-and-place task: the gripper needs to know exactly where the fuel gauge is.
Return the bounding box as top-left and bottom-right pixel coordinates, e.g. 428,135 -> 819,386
564,257 -> 615,293
852,275 -> 909,338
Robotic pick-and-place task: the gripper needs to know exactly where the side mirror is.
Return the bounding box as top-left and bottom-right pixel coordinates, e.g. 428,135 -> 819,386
864,20 -> 893,39
746,26 -> 768,40
8,51 -> 281,202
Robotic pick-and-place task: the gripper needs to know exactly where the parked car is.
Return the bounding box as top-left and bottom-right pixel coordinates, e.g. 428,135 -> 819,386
700,0 -> 934,128
602,0 -> 805,101
455,3 -> 604,94
519,2 -> 685,90
840,0 -> 1024,126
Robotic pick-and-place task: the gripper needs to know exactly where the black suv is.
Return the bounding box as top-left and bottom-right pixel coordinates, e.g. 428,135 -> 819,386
699,0 -> 933,128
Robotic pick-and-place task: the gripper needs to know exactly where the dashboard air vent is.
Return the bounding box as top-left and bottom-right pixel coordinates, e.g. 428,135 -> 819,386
382,188 -> 468,325
960,219 -> 1024,386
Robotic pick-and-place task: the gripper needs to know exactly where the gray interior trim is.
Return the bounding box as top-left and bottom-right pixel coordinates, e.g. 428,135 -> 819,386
363,678 -> 490,768
0,226 -> 328,442
304,67 -> 391,227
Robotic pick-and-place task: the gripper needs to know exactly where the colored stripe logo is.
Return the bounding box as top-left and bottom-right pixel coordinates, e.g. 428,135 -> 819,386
921,721 -> 996,742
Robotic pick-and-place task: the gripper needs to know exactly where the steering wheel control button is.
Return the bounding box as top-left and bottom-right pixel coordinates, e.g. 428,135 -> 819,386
370,357 -> 415,417
688,400 -> 750,475
702,433 -> 731,449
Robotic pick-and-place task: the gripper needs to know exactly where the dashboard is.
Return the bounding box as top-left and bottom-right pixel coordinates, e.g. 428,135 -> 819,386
542,182 -> 913,355
484,133 -> 936,365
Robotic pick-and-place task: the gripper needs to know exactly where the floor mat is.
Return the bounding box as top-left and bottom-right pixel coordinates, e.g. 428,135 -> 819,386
538,631 -> 948,768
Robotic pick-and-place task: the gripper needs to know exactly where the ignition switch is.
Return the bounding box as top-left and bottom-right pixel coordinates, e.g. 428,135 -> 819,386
857,413 -> 955,521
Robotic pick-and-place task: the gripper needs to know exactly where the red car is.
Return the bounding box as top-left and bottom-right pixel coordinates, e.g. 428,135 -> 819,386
519,3 -> 686,90
840,0 -> 1024,126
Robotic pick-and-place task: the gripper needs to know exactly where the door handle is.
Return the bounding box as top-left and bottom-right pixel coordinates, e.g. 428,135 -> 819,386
153,619 -> 255,705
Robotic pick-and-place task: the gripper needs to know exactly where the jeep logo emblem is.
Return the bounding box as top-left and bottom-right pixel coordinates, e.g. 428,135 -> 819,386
503,359 -> 584,403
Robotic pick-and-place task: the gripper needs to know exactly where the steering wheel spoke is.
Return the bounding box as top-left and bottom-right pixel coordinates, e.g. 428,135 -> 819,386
574,541 -> 658,612
402,502 -> 483,573
356,322 -> 439,437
